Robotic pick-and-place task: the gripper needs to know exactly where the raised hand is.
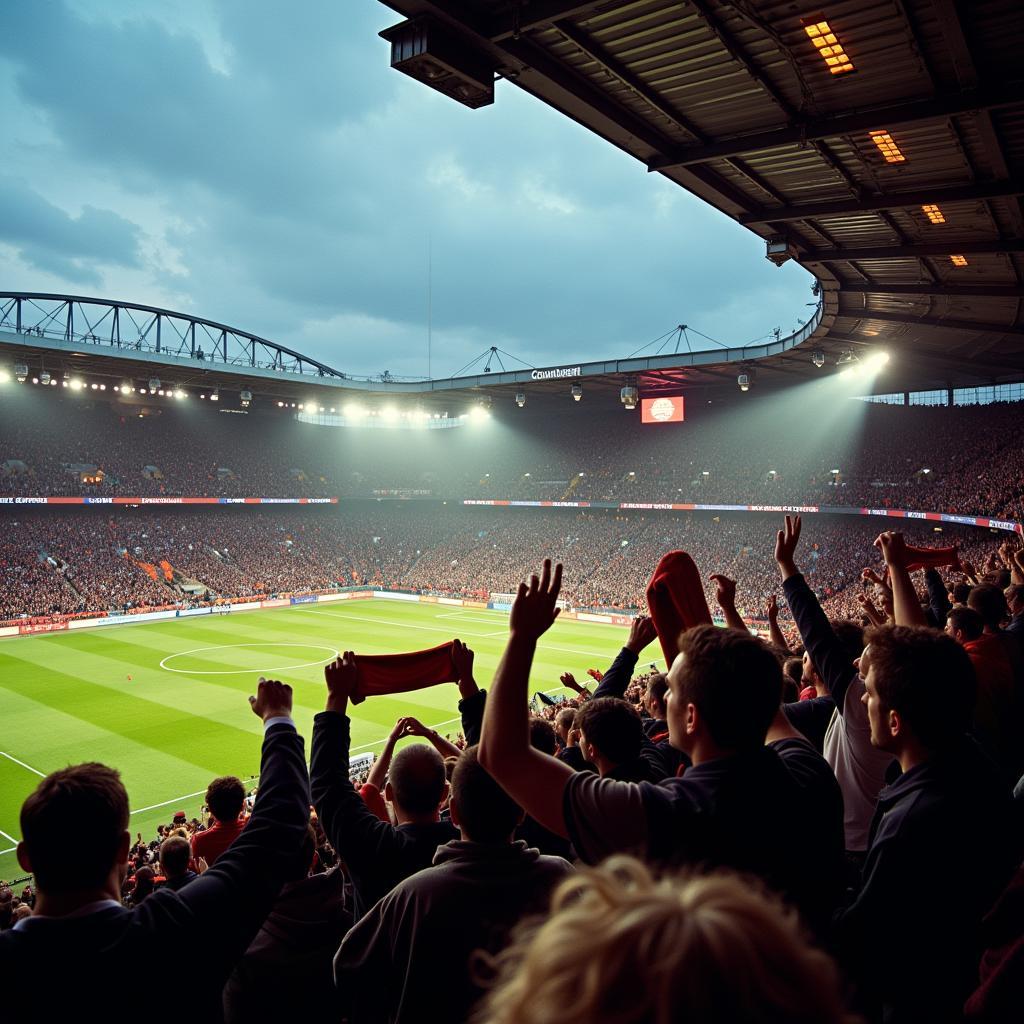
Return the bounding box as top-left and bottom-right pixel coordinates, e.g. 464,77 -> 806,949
766,594 -> 779,621
625,614 -> 658,655
400,716 -> 431,738
709,574 -> 738,610
774,514 -> 802,578
510,559 -> 563,642
248,677 -> 293,723
452,638 -> 475,682
856,591 -> 885,627
874,531 -> 910,568
324,651 -> 357,714
560,670 -> 581,692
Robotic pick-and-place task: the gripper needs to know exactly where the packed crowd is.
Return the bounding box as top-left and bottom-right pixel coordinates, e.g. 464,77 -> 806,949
2,515 -> 1023,1024
0,503 -> 1007,628
3,393 -> 1023,522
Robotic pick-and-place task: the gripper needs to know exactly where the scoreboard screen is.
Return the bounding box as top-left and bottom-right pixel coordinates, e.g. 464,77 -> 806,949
641,396 -> 685,424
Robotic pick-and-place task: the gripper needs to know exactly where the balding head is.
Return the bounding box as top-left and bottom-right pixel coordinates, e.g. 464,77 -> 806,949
385,744 -> 447,819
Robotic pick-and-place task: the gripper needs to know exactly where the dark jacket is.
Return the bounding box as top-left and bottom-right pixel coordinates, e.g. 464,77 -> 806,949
833,737 -> 1020,1024
310,711 -> 457,921
335,839 -> 573,1024
223,865 -> 350,1023
0,722 -> 310,1023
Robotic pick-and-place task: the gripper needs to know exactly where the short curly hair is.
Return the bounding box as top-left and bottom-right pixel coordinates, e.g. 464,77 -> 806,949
205,776 -> 246,822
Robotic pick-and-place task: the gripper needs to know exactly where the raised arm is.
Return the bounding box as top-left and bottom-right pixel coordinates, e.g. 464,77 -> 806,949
454,638 -> 487,744
775,516 -> 858,708
592,615 -> 657,699
923,567 -> 952,626
710,574 -> 747,633
365,718 -> 405,792
310,653 -> 403,871
478,559 -> 575,837
875,532 -> 927,627
766,594 -> 791,653
154,679 -> 310,943
400,716 -> 463,760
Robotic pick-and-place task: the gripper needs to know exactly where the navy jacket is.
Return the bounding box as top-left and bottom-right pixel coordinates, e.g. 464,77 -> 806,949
0,722 -> 310,1023
833,737 -> 1020,1024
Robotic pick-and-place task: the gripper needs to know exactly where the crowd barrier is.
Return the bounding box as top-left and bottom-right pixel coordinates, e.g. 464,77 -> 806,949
461,498 -> 1022,533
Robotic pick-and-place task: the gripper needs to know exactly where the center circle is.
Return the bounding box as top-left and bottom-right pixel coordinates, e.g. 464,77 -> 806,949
159,643 -> 340,675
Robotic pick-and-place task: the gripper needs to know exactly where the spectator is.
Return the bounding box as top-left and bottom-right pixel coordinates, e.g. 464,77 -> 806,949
158,835 -> 197,892
0,680 -> 311,1020
191,775 -> 247,867
310,652 -> 457,921
478,560 -> 845,934
833,624 -> 1019,1023
335,745 -> 573,1024
476,857 -> 858,1024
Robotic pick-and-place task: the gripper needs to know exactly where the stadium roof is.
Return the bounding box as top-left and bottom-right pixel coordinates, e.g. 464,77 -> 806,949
372,0 -> 1024,395
2,2 -> 1021,406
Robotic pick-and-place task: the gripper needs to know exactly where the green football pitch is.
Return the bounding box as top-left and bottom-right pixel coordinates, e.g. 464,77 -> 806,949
0,600 -> 630,875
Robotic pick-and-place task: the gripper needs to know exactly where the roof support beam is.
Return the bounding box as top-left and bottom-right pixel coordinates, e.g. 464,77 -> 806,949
805,240 -> 1024,262
648,82 -> 1024,170
487,2 -> 609,42
837,310 -> 1024,337
839,283 -> 1024,298
741,179 -> 1024,225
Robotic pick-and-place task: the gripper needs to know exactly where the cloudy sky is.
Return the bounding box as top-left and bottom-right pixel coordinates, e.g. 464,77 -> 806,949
0,0 -> 811,378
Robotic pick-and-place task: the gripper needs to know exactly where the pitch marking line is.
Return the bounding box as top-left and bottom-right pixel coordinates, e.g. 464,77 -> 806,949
0,751 -> 46,777
160,643 -> 340,675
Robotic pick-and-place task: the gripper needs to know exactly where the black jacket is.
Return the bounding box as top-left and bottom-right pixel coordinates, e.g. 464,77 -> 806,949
0,722 -> 310,1023
310,711 -> 457,921
833,737 -> 1020,1024
335,839 -> 573,1024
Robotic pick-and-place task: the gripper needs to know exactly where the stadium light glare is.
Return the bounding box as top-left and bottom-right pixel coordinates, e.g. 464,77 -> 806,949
31,377 -> 39,385
210,390 -> 220,402
148,378 -> 161,393
344,402 -> 367,419
0,369 -> 11,383
174,389 -> 185,399
14,363 -> 28,382
99,384 -> 107,391
468,405 -> 491,423
70,379 -> 84,390
381,406 -> 400,423
91,383 -> 99,390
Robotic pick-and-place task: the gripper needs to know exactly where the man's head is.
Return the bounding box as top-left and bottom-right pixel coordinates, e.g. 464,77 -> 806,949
574,698 -> 643,773
449,745 -> 523,843
861,625 -> 976,756
205,776 -> 245,824
642,673 -> 669,721
945,605 -> 983,645
968,583 -> 1008,631
666,626 -> 782,758
950,581 -> 972,605
159,836 -> 192,880
554,708 -> 576,745
18,763 -> 129,893
1005,583 -> 1024,619
384,743 -> 448,821
528,717 -> 559,756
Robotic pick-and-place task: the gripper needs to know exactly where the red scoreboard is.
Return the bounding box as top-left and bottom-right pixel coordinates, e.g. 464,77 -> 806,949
640,395 -> 685,424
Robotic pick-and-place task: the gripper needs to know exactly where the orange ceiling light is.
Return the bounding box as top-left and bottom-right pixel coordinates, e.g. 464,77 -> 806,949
950,254 -> 968,267
921,203 -> 946,223
803,20 -> 855,74
869,130 -> 906,163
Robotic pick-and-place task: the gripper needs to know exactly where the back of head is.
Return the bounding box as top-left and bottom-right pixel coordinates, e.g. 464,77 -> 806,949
675,625 -> 783,752
948,605 -> 983,642
951,581 -> 972,605
575,698 -> 643,766
20,763 -> 128,891
646,673 -> 668,713
159,835 -> 192,878
968,583 -> 1008,630
450,745 -> 522,843
554,708 -> 576,737
865,625 -> 976,750
389,743 -> 446,817
205,775 -> 245,823
528,717 -> 558,756
476,857 -> 854,1024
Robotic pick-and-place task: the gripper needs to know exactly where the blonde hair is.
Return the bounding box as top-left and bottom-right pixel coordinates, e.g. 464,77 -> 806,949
475,857 -> 858,1024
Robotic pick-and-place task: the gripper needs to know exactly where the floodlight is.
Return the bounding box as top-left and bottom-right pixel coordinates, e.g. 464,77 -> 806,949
468,404 -> 491,423
0,369 -> 11,383
39,372 -> 51,385
737,368 -> 754,392
210,390 -> 220,402
240,389 -> 252,407
148,377 -> 161,393
620,385 -> 638,409
344,402 -> 367,419
14,363 -> 28,382
515,392 -> 526,408
571,384 -> 583,402
812,351 -> 825,368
